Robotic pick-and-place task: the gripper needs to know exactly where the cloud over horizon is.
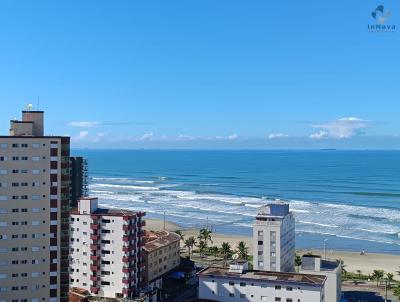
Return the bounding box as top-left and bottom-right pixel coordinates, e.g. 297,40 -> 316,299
309,117 -> 370,140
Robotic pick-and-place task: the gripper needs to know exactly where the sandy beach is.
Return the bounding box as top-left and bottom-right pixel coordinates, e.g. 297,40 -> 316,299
145,218 -> 400,278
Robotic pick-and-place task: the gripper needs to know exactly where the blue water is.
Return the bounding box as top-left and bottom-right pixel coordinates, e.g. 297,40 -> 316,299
73,150 -> 400,254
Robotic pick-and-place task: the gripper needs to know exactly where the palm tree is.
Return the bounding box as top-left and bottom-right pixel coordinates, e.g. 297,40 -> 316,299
184,236 -> 196,259
372,269 -> 384,287
339,259 -> 347,277
198,240 -> 207,258
386,273 -> 394,289
356,270 -> 362,279
295,255 -> 302,272
175,230 -> 185,242
236,241 -> 249,260
220,242 -> 232,267
210,246 -> 219,260
199,228 -> 213,246
394,284 -> 400,298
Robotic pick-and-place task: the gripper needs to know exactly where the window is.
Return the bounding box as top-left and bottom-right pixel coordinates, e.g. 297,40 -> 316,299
286,299 -> 292,302
229,281 -> 234,286
240,282 -> 246,287
21,143 -> 28,148
0,196 -> 7,201
275,298 -> 281,302
275,285 -> 281,290
258,230 -> 264,236
229,293 -> 234,297
0,143 -> 7,149
32,143 -> 40,148
286,287 -> 293,291
32,170 -> 40,175
0,170 -> 7,175
32,156 -> 40,162
240,294 -> 246,299
0,156 -> 6,161
261,297 -> 268,301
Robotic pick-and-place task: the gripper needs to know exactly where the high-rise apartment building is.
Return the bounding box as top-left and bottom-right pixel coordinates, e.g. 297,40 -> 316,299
0,110 -> 70,302
69,197 -> 146,299
70,157 -> 88,208
253,202 -> 295,272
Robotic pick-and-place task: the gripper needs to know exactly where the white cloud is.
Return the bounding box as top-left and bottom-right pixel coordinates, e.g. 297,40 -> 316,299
74,131 -> 89,140
228,133 -> 239,140
310,117 -> 370,139
309,131 -> 329,139
268,133 -> 289,139
139,133 -> 154,141
69,121 -> 100,128
177,134 -> 195,140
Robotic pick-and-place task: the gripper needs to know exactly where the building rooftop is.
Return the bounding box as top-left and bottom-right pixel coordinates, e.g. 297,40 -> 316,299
143,230 -> 180,252
198,267 -> 326,287
71,207 -> 139,217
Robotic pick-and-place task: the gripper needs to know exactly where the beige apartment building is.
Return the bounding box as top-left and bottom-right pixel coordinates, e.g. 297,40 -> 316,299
0,110 -> 70,302
143,230 -> 180,300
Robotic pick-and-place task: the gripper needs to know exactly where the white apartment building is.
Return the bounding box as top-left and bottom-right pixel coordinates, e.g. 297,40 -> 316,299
0,110 -> 70,302
69,197 -> 146,299
198,261 -> 326,302
299,255 -> 341,302
253,203 -> 295,272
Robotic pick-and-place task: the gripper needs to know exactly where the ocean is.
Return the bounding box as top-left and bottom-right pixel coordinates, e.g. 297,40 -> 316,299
73,149 -> 400,255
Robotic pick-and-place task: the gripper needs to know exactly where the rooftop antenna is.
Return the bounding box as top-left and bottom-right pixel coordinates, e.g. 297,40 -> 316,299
25,104 -> 33,111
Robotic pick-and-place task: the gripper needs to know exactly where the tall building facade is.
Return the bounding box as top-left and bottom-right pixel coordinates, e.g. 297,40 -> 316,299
69,197 -> 146,299
0,110 -> 70,302
69,156 -> 88,208
253,202 -> 295,272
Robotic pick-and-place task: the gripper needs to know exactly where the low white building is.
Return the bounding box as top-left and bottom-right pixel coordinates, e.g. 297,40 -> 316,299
69,197 -> 146,299
198,261 -> 326,302
299,255 -> 341,302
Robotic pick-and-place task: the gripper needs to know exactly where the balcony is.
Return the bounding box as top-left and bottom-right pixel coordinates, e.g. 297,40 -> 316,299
90,265 -> 99,272
90,244 -> 98,250
90,286 -> 99,294
122,246 -> 134,253
90,275 -> 99,282
90,234 -> 99,241
122,277 -> 134,284
90,223 -> 99,230
122,256 -> 134,263
90,255 -> 100,261
123,225 -> 132,231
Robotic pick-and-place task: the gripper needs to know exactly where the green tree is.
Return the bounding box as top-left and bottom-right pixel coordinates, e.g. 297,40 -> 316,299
220,242 -> 232,267
236,241 -> 249,260
184,236 -> 196,259
198,240 -> 207,258
339,259 -> 347,277
199,228 -> 213,246
372,270 -> 384,287
356,270 -> 362,279
210,246 -> 219,260
386,273 -> 394,289
295,255 -> 302,272
394,284 -> 400,298
175,230 -> 185,242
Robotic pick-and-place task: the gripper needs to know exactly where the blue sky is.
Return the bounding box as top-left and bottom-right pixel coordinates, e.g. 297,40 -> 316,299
0,0 -> 399,149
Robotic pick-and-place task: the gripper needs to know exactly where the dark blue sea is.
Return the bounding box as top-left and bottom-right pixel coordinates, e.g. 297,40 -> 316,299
73,150 -> 400,254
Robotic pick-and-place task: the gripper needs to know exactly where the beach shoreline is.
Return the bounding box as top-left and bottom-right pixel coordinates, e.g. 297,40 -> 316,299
145,218 -> 400,278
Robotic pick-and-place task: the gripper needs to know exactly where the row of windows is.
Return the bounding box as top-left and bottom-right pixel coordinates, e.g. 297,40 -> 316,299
0,220 -> 49,227
0,156 -> 43,162
0,233 -> 48,240
0,259 -> 45,265
0,246 -> 48,253
209,290 -> 298,302
0,298 -> 56,302
0,207 -> 54,214
0,169 -> 56,175
0,195 -> 51,201
0,142 -> 55,148
0,182 -> 46,188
